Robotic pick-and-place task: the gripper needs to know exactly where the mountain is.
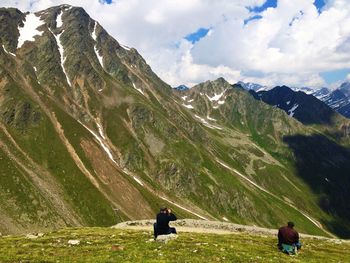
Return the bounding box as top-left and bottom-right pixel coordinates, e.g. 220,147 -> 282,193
339,82 -> 350,96
311,87 -> 331,100
1,5 -> 350,238
173,84 -> 189,91
249,86 -> 338,125
236,81 -> 267,91
317,82 -> 350,118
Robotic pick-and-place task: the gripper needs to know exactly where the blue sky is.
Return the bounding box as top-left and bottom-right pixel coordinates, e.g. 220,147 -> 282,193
314,0 -> 326,13
248,0 -> 325,13
321,69 -> 350,85
100,0 -> 113,4
185,28 -> 210,43
247,0 -> 277,13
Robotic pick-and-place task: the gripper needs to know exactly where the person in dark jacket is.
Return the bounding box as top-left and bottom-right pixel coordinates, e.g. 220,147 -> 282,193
154,207 -> 177,239
278,222 -> 301,251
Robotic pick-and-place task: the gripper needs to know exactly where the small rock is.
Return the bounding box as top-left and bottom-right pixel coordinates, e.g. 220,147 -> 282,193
68,240 -> 80,245
156,234 -> 177,243
333,240 -> 343,244
37,233 -> 44,237
111,245 -> 124,251
26,234 -> 38,239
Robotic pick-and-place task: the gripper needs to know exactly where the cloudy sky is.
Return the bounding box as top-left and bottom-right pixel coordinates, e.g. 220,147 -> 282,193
2,0 -> 350,88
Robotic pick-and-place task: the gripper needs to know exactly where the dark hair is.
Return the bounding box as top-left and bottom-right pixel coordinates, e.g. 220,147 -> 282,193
160,207 -> 168,212
287,221 -> 295,228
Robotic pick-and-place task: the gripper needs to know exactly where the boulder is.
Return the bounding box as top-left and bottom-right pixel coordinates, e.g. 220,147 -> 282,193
156,234 -> 177,243
26,234 -> 38,239
68,239 -> 80,245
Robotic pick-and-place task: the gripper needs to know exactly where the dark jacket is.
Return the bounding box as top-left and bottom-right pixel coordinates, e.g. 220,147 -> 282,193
156,212 -> 177,235
278,226 -> 299,245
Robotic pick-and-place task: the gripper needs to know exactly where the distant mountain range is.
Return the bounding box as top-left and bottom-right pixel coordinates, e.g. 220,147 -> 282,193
173,84 -> 189,91
319,82 -> 350,118
238,81 -> 350,119
236,81 -> 267,92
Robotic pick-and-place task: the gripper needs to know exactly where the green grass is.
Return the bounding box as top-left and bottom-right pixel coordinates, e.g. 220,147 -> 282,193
0,228 -> 348,262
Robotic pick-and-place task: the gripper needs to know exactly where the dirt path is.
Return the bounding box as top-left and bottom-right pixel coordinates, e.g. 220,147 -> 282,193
113,219 -> 349,243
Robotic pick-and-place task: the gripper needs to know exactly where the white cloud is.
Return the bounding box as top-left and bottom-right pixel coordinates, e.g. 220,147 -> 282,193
2,0 -> 350,88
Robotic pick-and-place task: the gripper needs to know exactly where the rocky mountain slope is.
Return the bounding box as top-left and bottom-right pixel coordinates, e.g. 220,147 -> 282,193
318,82 -> 350,118
249,86 -> 338,125
238,80 -> 350,119
1,5 -> 350,238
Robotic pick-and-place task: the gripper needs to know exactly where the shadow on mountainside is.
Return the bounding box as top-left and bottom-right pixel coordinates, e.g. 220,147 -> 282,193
249,86 -> 338,126
283,134 -> 350,238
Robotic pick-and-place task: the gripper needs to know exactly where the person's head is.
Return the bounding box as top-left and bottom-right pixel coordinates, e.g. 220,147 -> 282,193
160,207 -> 168,214
287,221 -> 295,228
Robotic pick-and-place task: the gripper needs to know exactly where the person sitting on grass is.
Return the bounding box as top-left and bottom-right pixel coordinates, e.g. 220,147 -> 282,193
278,221 -> 302,255
153,207 -> 177,240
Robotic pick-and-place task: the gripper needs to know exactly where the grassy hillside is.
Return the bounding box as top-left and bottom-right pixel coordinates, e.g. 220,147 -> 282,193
0,228 -> 348,262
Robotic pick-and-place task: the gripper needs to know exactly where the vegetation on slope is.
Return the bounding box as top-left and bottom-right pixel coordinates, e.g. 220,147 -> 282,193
0,228 -> 348,262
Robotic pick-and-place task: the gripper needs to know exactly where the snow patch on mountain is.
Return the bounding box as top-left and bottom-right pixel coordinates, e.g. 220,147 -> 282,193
237,81 -> 268,91
206,90 -> 226,102
292,87 -> 314,95
91,22 -> 104,68
97,123 -> 106,140
121,44 -> 131,51
56,11 -> 63,28
17,13 -> 44,49
207,115 -> 217,121
132,82 -> 145,95
133,176 -> 144,186
91,22 -> 98,41
2,45 -> 16,56
195,115 -> 222,130
288,104 -> 299,117
50,28 -> 71,86
78,121 -> 117,165
182,104 -> 194,109
94,46 -> 104,67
